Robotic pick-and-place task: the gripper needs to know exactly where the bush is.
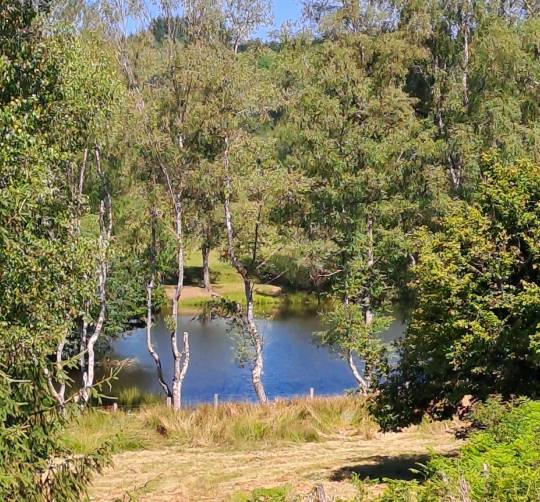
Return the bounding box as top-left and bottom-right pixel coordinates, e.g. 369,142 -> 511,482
373,400 -> 540,501
376,157 -> 540,429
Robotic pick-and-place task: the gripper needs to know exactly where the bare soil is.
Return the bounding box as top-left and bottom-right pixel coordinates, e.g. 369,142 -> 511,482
165,284 -> 283,302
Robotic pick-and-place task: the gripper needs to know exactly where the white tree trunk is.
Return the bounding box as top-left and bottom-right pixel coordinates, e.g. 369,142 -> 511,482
45,338 -> 67,412
245,280 -> 267,404
223,136 -> 267,404
364,215 -> 374,328
347,350 -> 369,395
146,208 -> 172,400
80,165 -> 112,404
170,195 -> 189,409
161,165 -> 190,410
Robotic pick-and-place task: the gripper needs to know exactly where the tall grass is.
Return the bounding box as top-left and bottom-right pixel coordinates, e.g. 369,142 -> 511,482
142,396 -> 376,447
115,387 -> 162,407
65,395 -> 377,454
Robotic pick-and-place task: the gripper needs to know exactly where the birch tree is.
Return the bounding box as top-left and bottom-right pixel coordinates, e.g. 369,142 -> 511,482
0,2 -> 111,497
223,0 -> 272,53
276,32 -> 434,393
96,0 -> 192,408
193,43 -> 283,404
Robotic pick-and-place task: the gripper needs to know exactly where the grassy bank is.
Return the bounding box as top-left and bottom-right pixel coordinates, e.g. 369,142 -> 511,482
65,396 -> 377,455
169,249 -> 320,315
83,395 -> 461,501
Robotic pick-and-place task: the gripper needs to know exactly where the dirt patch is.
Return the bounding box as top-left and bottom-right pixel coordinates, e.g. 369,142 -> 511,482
166,284 -> 283,301
90,428 -> 460,501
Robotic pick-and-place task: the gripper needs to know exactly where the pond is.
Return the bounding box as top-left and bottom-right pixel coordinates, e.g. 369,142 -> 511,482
104,313 -> 404,405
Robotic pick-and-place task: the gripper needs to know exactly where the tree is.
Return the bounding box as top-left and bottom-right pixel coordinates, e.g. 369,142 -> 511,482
220,132 -> 286,404
59,33 -> 126,406
395,1 -> 540,196
191,42 -> 284,404
376,155 -> 540,429
275,32 -> 438,392
223,0 -> 272,53
97,0 -> 193,409
0,1 -> 110,498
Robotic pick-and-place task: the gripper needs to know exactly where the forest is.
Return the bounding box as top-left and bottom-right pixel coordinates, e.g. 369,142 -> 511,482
2,0 -> 540,500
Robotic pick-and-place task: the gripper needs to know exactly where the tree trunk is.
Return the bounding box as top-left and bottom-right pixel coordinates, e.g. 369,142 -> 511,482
170,194 -> 189,410
202,242 -> 211,291
80,149 -> 113,405
223,136 -> 268,405
347,350 -> 369,395
245,279 -> 267,404
460,4 -> 470,108
364,215 -> 374,328
175,331 -> 190,406
45,338 -> 66,413
145,208 -> 172,400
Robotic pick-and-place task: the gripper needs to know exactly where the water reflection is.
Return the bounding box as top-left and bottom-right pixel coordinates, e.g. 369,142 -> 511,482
105,314 -> 404,404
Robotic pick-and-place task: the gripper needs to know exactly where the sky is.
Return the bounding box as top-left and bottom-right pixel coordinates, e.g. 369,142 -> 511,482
139,1 -> 304,39
255,0 -> 304,39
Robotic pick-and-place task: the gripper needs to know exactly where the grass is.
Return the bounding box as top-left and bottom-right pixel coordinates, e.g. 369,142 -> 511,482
65,396 -> 378,455
175,249 -> 319,316
115,386 -> 163,407
231,486 -> 293,502
86,397 -> 461,502
63,408 -> 166,454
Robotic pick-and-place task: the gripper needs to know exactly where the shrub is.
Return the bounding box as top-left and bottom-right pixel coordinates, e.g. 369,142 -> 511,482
374,400 -> 540,501
376,157 -> 540,429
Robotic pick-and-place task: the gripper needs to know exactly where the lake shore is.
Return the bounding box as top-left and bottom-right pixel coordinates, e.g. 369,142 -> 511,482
165,249 -> 320,316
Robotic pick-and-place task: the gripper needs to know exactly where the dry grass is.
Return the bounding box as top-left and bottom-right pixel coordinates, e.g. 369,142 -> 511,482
66,396 -> 378,455
68,396 -> 463,501
89,422 -> 461,501
140,396 -> 378,448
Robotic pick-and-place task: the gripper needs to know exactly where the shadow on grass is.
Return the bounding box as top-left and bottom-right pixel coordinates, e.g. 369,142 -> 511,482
330,452 -> 458,482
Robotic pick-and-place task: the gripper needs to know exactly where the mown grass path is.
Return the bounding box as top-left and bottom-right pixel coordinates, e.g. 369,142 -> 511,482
90,428 -> 460,501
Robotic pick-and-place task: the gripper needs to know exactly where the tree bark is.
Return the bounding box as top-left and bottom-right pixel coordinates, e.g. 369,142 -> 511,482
202,241 -> 211,291
175,331 -> 190,406
80,149 -> 112,405
45,338 -> 66,413
347,349 -> 369,395
364,215 -> 374,328
245,279 -> 267,404
170,193 -> 189,410
145,207 -> 172,400
460,3 -> 470,108
223,136 -> 268,404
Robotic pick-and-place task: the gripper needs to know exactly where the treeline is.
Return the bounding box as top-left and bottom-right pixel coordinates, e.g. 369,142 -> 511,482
2,0 -> 540,499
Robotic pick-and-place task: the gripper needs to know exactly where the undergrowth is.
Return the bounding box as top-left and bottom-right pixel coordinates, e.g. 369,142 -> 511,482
357,398 -> 540,501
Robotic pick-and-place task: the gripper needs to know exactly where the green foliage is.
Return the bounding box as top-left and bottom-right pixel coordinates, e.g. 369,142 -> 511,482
232,485 -> 292,502
318,301 -> 389,387
376,155 -> 540,427
0,2 -> 111,499
469,395 -> 517,430
373,400 -> 540,501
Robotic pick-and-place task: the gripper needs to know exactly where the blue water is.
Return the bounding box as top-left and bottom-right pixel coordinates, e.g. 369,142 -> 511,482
107,314 -> 403,404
